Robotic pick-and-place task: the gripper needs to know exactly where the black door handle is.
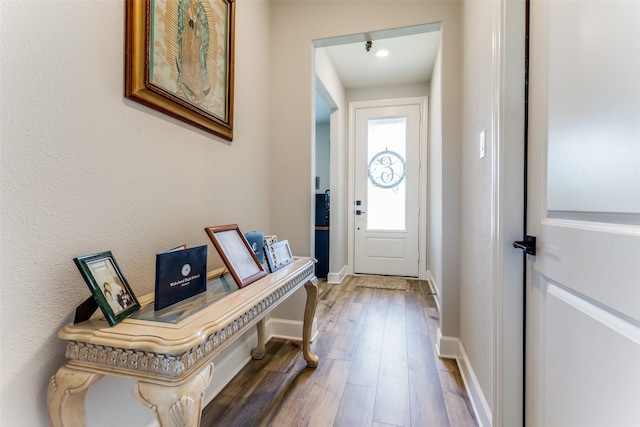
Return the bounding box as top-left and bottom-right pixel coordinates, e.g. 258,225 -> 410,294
512,235 -> 536,256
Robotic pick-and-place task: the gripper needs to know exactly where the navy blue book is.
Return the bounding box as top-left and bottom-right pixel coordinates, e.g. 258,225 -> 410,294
244,231 -> 264,264
154,245 -> 207,311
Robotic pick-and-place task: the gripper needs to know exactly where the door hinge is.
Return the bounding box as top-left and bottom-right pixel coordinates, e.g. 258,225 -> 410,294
512,235 -> 536,256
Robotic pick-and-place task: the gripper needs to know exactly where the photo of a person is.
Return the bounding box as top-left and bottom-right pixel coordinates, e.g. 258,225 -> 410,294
87,257 -> 137,317
102,281 -> 123,314
101,281 -> 134,315
74,251 -> 140,326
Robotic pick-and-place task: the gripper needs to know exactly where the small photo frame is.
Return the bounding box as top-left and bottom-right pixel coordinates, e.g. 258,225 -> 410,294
263,235 -> 277,247
205,224 -> 267,288
265,240 -> 294,273
73,251 -> 140,326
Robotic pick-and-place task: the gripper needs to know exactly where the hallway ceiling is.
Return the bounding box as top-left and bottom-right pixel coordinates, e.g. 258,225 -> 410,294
323,31 -> 441,90
315,26 -> 441,123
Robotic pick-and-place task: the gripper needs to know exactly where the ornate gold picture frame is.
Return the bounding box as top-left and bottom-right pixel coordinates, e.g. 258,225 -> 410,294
125,0 -> 235,140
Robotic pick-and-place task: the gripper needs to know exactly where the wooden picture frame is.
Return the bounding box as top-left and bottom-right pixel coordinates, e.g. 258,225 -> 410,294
264,240 -> 294,273
73,251 -> 140,326
205,224 -> 267,287
125,0 -> 235,140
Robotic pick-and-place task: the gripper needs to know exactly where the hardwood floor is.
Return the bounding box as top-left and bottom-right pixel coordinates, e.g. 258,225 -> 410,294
202,276 -> 478,427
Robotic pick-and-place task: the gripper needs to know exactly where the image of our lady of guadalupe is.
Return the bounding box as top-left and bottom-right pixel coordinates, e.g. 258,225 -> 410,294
176,0 -> 213,106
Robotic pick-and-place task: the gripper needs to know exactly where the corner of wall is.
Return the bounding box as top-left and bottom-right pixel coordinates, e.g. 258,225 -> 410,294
436,330 -> 493,427
427,269 -> 442,313
327,264 -> 348,284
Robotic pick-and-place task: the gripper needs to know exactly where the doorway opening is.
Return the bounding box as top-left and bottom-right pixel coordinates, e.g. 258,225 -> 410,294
313,23 -> 441,282
314,89 -> 333,279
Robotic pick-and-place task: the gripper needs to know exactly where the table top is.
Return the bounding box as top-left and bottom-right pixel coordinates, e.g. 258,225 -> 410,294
59,257 -> 316,356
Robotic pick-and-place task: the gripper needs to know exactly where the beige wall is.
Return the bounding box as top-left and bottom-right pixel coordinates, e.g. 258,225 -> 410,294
314,47 -> 347,282
428,41 -> 445,309
460,0 -> 498,412
315,122 -> 330,194
1,1 -> 272,425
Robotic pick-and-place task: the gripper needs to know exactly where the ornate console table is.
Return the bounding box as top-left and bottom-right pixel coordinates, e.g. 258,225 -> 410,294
47,257 -> 319,427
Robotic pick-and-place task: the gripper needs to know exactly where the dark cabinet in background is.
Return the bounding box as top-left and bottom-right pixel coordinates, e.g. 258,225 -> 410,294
314,192 -> 329,278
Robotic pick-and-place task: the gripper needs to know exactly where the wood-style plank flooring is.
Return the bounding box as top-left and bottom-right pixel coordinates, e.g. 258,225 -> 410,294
202,276 -> 478,427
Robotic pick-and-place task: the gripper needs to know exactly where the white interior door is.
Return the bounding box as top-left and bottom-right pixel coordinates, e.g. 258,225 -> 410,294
526,2 -> 640,426
353,103 -> 421,277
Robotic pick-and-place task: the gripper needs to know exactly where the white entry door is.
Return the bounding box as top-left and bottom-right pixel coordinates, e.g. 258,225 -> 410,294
353,102 -> 422,277
526,2 -> 640,426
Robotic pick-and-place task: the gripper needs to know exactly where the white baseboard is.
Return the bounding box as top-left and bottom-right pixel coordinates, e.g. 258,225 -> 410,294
327,264 -> 348,284
268,316 -> 318,342
436,330 -> 492,427
426,270 -> 441,313
436,328 -> 459,358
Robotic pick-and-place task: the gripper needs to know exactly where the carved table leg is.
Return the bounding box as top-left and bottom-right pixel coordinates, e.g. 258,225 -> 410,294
47,365 -> 104,427
251,318 -> 266,359
135,362 -> 214,427
303,277 -> 320,367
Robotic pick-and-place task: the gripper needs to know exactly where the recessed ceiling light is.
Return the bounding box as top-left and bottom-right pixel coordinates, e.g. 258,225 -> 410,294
376,49 -> 389,58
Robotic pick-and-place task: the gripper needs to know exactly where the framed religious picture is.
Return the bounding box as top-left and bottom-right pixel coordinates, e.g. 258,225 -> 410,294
125,0 -> 236,140
73,251 -> 140,326
205,224 -> 267,288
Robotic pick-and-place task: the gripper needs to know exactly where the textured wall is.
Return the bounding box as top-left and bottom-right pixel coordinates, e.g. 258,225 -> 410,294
460,0 -> 498,411
0,1 -> 272,425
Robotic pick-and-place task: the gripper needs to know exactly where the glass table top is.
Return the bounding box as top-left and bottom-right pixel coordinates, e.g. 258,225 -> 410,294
131,274 -> 240,324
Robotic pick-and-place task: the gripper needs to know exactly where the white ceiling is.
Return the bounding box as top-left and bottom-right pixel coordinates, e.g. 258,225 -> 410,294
315,24 -> 442,123
324,31 -> 441,90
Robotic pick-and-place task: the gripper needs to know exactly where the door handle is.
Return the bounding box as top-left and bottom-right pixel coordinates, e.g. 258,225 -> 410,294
512,235 -> 536,256
356,210 -> 366,215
